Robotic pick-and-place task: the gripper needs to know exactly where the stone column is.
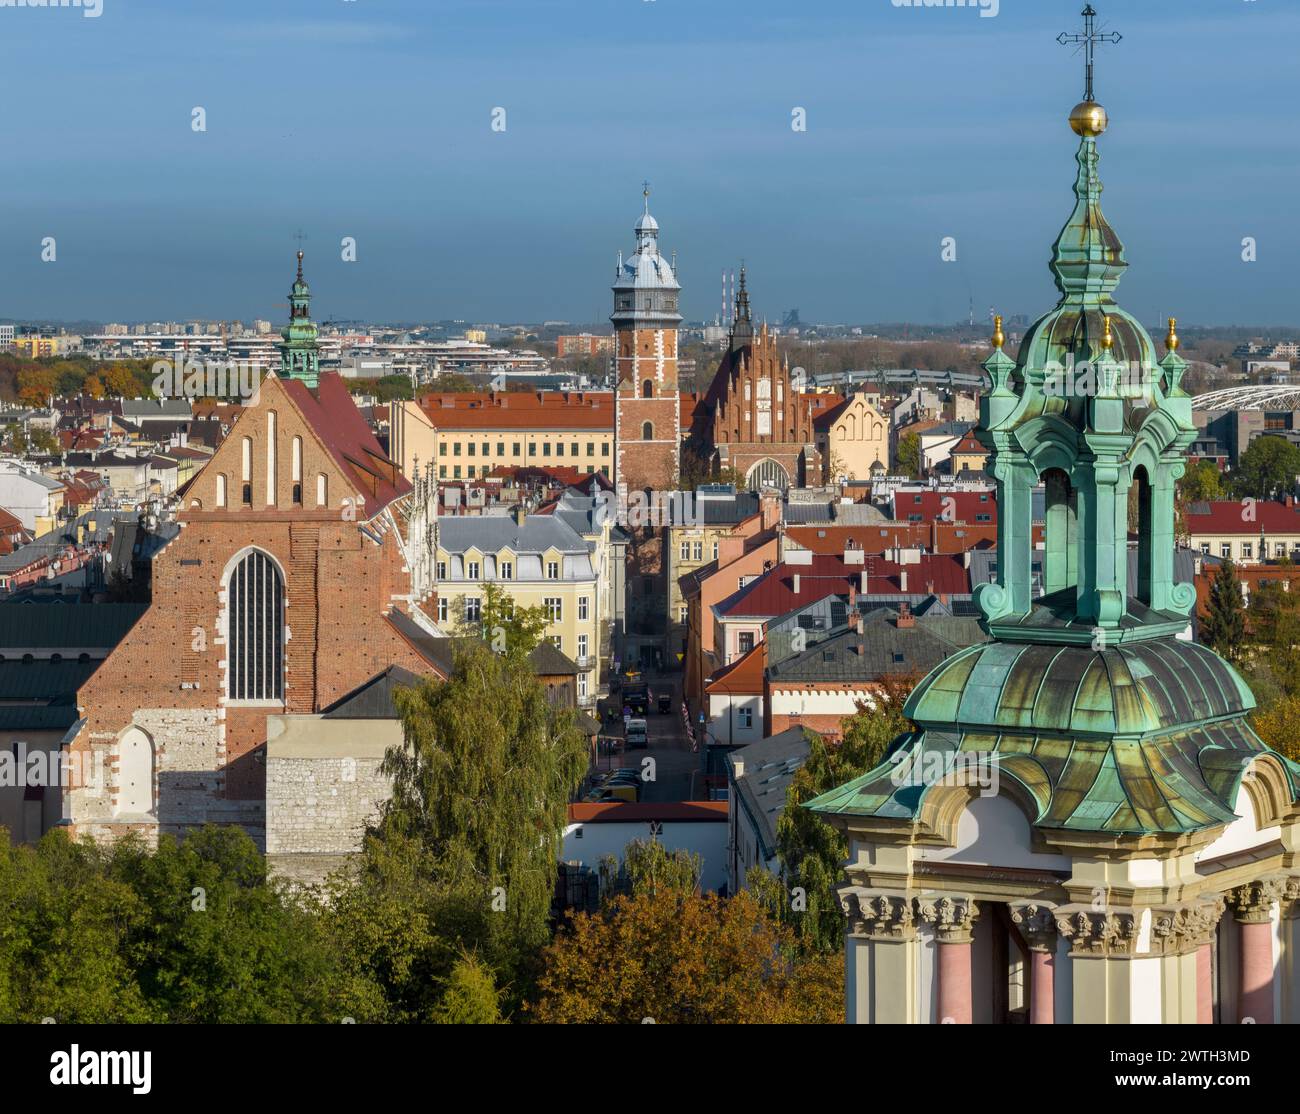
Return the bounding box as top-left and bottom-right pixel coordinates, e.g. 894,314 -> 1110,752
1196,943 -> 1213,1025
1229,879 -> 1283,1025
917,895 -> 979,1024
1012,903 -> 1057,1024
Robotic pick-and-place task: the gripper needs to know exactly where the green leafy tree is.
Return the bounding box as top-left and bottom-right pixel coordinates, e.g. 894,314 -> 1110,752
105,826 -> 358,1023
1179,460 -> 1226,502
599,838 -> 700,900
760,678 -> 914,954
896,432 -> 920,477
378,637 -> 588,986
1201,560 -> 1246,662
1233,436 -> 1300,500
430,950 -> 505,1024
471,581 -> 548,657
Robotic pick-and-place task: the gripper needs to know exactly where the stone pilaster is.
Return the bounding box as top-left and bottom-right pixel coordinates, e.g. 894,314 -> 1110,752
1053,905 -> 1139,957
838,887 -> 921,1024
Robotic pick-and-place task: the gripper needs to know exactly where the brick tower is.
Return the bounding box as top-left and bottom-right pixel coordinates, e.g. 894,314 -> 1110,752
612,186 -> 682,500
611,187 -> 682,670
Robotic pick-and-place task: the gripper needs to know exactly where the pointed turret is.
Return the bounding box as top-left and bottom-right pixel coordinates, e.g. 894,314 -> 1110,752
280,250 -> 320,388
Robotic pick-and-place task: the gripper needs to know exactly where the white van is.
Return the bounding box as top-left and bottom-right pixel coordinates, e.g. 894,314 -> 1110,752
625,717 -> 649,748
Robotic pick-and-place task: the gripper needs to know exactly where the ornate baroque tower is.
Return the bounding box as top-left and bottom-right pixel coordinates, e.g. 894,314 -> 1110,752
280,250 -> 320,387
808,9 -> 1300,1026
612,187 -> 682,498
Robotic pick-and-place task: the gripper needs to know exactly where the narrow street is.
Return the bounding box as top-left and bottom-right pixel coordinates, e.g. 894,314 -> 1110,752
600,671 -> 702,802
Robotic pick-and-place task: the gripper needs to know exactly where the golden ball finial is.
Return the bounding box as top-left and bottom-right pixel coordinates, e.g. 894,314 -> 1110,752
1100,313 -> 1115,351
1166,317 -> 1180,352
1069,99 -> 1108,137
991,314 -> 1005,350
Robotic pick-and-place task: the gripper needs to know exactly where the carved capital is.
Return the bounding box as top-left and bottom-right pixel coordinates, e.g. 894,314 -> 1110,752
1053,905 -> 1139,957
915,894 -> 979,944
1279,876 -> 1300,920
839,886 -> 915,941
1228,877 -> 1286,925
1149,897 -> 1225,955
1010,902 -> 1058,953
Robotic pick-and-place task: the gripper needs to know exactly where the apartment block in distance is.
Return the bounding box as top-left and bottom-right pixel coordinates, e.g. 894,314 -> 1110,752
391,391 -> 614,483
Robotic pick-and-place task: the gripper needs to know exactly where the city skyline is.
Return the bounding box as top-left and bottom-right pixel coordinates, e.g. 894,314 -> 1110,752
1,0 -> 1297,326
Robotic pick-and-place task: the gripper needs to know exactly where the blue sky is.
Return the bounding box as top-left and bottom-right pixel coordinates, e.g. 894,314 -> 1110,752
0,0 -> 1297,327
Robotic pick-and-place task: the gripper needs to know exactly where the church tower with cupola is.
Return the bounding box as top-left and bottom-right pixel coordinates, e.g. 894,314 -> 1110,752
280,250 -> 320,387
612,187 -> 682,499
809,7 -> 1300,1026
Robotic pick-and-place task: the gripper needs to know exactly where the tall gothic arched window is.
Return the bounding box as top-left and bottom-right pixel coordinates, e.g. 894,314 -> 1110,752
228,550 -> 284,701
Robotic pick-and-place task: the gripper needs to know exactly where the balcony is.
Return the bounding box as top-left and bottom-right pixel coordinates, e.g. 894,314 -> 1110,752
575,654 -> 595,671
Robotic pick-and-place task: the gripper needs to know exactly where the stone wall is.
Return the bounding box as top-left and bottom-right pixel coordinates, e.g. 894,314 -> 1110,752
264,714 -> 400,880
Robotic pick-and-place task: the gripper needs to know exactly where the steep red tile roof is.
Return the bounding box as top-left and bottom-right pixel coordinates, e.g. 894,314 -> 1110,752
705,642 -> 766,695
281,373 -> 411,514
716,554 -> 864,619
1184,500 -> 1300,536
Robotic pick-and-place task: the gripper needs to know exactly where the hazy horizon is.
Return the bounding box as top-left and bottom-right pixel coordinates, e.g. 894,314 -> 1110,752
1,0 -> 1296,327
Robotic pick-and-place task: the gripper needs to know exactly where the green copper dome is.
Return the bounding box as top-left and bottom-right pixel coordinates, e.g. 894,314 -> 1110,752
807,84 -> 1300,839
905,640 -> 1254,740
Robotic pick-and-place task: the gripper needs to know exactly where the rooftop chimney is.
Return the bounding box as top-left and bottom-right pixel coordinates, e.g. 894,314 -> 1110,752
897,601 -> 915,629
511,503 -> 527,527
900,569 -> 908,593
792,573 -> 801,594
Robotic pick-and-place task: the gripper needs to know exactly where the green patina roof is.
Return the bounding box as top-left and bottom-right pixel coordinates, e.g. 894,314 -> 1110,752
280,250 -> 320,387
807,716 -> 1300,837
904,639 -> 1254,739
806,92 -> 1300,838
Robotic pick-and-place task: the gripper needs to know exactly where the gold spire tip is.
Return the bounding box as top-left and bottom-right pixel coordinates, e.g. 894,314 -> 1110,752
991,315 -> 1005,350
1166,317 -> 1180,352
1100,313 -> 1114,350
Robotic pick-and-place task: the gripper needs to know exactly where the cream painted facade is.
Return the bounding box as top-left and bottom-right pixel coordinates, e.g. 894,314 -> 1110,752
817,393 -> 890,482
1186,529 -> 1300,566
834,758 -> 1300,1025
434,513 -> 603,702
391,396 -> 614,483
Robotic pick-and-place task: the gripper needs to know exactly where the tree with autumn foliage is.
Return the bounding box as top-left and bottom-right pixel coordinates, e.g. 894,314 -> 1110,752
528,885 -> 843,1024
755,676 -> 914,954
